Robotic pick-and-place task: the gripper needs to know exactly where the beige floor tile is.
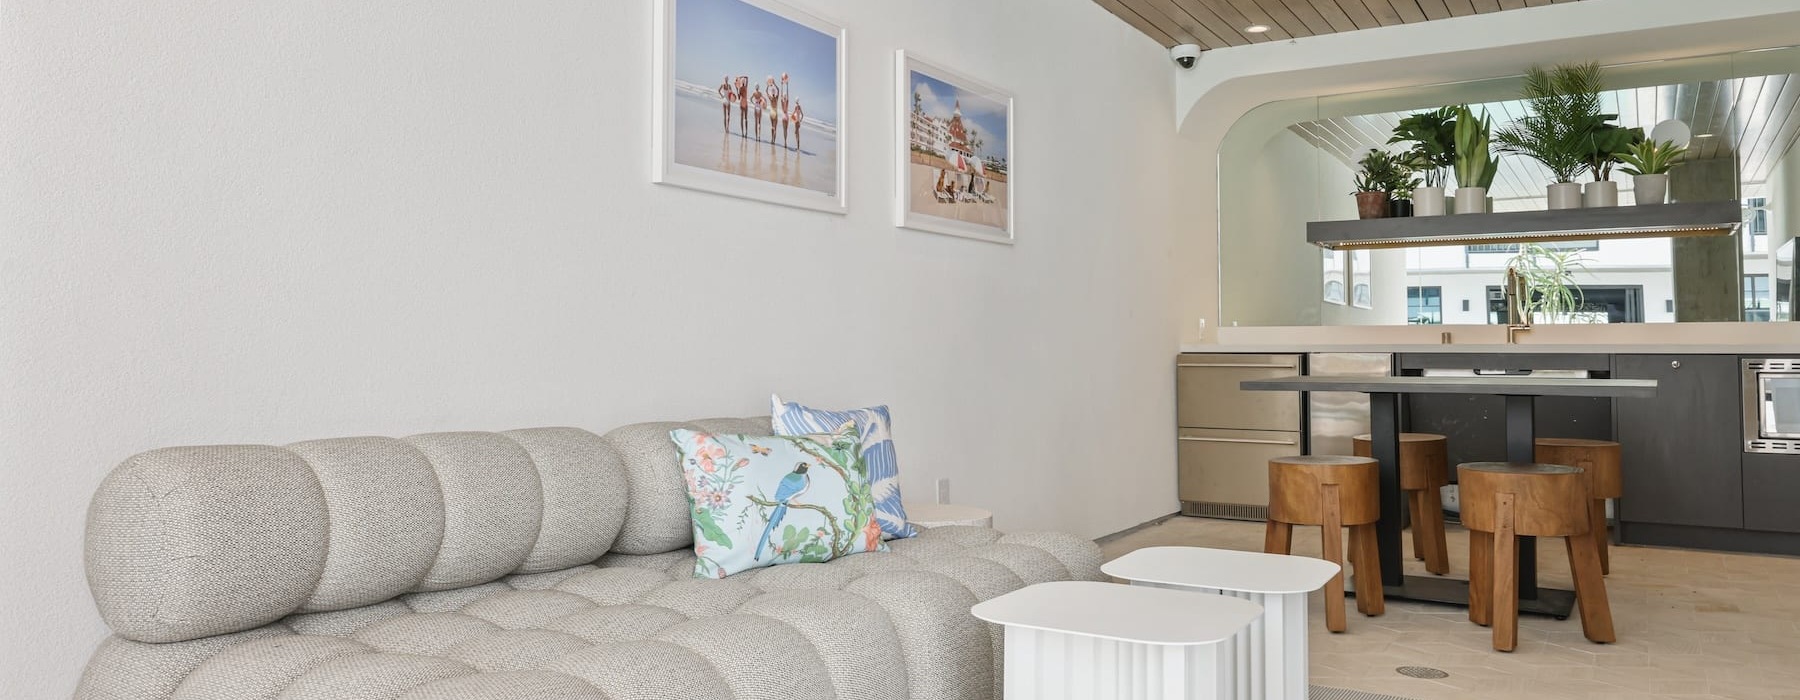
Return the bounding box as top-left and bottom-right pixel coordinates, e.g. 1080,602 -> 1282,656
1102,516 -> 1800,700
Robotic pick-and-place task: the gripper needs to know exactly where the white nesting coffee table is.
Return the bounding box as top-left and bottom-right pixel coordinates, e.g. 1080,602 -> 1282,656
1102,547 -> 1340,700
971,580 -> 1261,700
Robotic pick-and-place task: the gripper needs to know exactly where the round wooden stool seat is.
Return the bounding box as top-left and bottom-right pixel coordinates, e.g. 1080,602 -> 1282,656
1536,438 -> 1623,575
1458,462 -> 1613,652
1353,433 -> 1451,574
1535,438 -> 1622,499
1352,433 -> 1449,490
1267,455 -> 1380,526
1264,455 -> 1383,633
1459,463 -> 1589,537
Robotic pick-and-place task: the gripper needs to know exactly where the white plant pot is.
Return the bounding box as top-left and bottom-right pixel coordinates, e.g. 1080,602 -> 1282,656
1546,182 -> 1583,210
1583,180 -> 1619,208
1634,174 -> 1669,205
1454,187 -> 1488,215
1412,186 -> 1447,216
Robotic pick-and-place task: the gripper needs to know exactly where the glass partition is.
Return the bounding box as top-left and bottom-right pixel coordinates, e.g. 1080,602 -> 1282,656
1218,47 -> 1800,327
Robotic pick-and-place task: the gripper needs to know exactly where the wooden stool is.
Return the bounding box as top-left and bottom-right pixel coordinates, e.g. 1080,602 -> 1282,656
1265,455 -> 1385,633
1353,432 -> 1451,575
1536,438 -> 1622,575
1459,463 -> 1614,652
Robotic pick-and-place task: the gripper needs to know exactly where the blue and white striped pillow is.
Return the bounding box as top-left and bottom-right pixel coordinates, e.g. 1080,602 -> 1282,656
771,395 -> 917,539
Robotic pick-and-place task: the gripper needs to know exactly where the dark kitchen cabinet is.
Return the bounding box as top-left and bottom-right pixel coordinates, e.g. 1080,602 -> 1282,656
1744,453 -> 1800,533
1613,355 -> 1743,529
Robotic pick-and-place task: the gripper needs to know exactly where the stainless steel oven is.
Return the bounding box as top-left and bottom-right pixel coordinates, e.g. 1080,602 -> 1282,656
1744,359 -> 1800,453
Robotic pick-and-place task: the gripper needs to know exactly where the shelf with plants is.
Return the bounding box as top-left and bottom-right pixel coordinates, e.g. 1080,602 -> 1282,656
1306,199 -> 1742,250
1343,61 -> 1699,225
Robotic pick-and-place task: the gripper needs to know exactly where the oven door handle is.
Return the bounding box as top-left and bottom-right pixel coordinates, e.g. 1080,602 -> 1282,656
1177,436 -> 1299,446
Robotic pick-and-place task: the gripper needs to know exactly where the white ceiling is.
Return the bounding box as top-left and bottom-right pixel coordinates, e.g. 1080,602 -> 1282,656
1289,75 -> 1800,203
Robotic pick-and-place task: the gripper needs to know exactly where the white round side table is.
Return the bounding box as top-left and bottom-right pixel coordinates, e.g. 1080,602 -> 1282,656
972,581 -> 1262,700
903,502 -> 993,529
1102,546 -> 1340,700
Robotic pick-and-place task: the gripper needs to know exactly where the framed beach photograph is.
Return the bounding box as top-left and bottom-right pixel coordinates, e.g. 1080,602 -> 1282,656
653,0 -> 846,213
895,51 -> 1014,243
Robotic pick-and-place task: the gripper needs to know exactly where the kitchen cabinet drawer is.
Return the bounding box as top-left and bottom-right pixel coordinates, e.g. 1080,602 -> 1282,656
1176,354 -> 1302,431
1176,427 -> 1300,508
1613,354 -> 1743,530
1744,453 -> 1800,533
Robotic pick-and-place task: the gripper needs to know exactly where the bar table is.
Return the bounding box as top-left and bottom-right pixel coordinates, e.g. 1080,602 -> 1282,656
1241,375 -> 1656,618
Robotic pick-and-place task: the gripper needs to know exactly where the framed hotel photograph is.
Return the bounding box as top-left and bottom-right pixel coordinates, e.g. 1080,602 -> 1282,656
895,51 -> 1014,243
652,0 -> 847,214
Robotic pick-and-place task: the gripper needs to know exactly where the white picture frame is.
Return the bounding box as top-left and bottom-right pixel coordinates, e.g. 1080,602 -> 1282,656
652,0 -> 847,214
895,50 -> 1015,244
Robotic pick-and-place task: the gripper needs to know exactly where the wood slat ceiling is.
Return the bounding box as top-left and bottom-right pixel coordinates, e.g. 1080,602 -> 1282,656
1288,76 -> 1800,204
1097,0 -> 1588,50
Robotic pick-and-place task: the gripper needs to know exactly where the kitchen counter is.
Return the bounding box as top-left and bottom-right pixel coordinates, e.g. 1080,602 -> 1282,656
1183,343 -> 1800,354
1188,320 -> 1799,354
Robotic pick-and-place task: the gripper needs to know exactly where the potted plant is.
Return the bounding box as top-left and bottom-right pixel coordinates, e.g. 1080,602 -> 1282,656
1356,149 -> 1416,218
1617,139 -> 1687,205
1452,105 -> 1497,214
1389,175 -> 1421,217
1352,172 -> 1386,219
1495,62 -> 1606,210
1581,121 -> 1644,208
1389,107 -> 1457,216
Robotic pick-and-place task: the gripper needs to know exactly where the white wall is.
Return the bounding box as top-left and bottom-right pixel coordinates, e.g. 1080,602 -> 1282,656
0,1 -> 1181,694
1214,119 -> 1406,328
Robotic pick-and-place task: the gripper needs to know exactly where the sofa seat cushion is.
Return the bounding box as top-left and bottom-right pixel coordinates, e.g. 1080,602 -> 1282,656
77,527 -> 1103,700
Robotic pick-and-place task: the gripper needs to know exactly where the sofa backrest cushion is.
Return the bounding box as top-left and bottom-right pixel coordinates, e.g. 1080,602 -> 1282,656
85,418 -> 770,644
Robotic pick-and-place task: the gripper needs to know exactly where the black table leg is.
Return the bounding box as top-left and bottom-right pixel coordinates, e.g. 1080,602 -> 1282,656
1369,392 -> 1404,585
1349,391 -> 1575,620
1504,394 -> 1539,599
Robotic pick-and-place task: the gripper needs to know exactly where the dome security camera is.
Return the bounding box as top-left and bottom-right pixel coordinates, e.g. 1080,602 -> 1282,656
1171,44 -> 1201,69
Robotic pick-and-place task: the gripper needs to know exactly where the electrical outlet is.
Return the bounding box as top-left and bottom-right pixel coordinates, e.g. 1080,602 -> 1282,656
936,478 -> 950,505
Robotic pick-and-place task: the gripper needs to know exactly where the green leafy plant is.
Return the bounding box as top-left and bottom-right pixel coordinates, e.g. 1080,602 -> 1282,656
1583,122 -> 1644,182
1618,139 -> 1688,176
1495,62 -> 1607,184
1452,105 -> 1498,189
1507,243 -> 1587,322
1389,107 -> 1458,188
1391,177 -> 1420,201
1354,149 -> 1411,196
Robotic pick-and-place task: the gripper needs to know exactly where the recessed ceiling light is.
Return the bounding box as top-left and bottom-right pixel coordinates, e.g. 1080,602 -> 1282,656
1245,24 -> 1270,34
1696,133 -> 1716,138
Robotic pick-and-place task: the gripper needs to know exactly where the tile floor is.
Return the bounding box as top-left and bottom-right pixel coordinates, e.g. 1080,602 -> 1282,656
1100,516 -> 1800,700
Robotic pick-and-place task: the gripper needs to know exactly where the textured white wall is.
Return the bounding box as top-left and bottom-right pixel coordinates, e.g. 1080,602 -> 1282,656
0,1 -> 1181,694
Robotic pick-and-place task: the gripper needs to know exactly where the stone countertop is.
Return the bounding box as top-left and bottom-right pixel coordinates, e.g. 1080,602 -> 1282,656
1180,343 -> 1800,355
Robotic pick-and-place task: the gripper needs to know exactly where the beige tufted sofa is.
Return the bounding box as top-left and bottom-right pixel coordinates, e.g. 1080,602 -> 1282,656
76,417 -> 1103,700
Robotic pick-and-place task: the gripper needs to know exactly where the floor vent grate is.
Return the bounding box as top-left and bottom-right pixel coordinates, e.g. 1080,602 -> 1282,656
1395,666 -> 1449,679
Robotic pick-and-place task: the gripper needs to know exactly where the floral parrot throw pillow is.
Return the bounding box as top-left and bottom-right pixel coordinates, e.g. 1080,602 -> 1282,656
670,420 -> 887,578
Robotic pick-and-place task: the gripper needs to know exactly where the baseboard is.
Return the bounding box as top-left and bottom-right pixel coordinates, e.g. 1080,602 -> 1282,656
1619,522 -> 1800,558
1093,512 -> 1181,545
